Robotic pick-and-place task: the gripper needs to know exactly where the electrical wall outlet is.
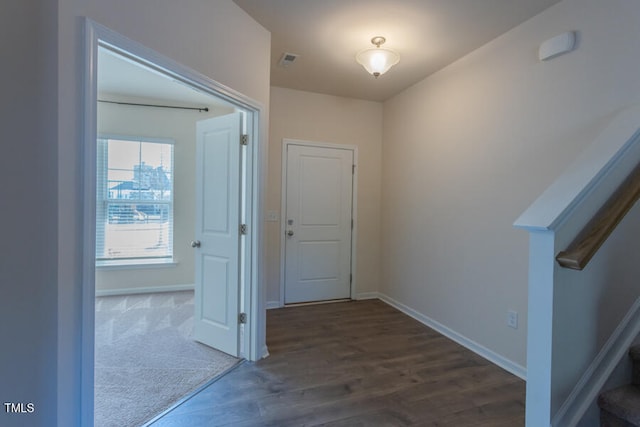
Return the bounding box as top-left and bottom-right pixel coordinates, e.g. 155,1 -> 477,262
507,310 -> 518,329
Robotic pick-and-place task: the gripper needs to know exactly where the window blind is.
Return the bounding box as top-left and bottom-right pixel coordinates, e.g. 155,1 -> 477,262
96,137 -> 174,264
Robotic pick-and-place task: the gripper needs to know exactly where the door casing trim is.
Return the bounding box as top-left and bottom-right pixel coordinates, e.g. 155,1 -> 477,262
82,18 -> 265,425
279,138 -> 358,307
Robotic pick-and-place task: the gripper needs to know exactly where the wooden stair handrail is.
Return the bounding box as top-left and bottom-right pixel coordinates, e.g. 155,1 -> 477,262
556,162 -> 640,270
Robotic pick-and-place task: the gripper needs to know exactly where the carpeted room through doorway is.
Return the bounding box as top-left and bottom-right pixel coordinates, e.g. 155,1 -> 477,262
94,291 -> 239,427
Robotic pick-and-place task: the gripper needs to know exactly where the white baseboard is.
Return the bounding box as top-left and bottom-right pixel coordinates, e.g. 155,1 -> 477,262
95,283 -> 194,297
355,292 -> 380,300
375,292 -> 527,380
266,300 -> 281,310
269,294 -> 375,307
552,296 -> 640,427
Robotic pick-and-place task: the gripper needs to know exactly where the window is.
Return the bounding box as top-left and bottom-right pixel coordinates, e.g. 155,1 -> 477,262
96,137 -> 174,265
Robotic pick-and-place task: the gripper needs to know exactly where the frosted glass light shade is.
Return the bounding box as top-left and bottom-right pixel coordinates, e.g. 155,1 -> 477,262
356,47 -> 400,77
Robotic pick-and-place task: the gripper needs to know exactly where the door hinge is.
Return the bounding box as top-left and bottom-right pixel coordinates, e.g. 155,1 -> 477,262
239,312 -> 247,324
350,274 -> 352,284
351,218 -> 354,230
352,164 -> 356,174
241,134 -> 249,146
240,223 -> 248,235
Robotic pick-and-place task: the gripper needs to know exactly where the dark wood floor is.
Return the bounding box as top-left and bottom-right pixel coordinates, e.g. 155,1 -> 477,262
150,300 -> 525,426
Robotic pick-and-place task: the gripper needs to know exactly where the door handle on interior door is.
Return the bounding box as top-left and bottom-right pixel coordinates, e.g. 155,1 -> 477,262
286,230 -> 294,237
191,240 -> 201,248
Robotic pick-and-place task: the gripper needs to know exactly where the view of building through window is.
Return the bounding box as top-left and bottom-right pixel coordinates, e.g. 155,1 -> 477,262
96,138 -> 174,263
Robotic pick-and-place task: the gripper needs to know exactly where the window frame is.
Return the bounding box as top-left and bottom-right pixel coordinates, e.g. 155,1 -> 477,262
96,134 -> 175,267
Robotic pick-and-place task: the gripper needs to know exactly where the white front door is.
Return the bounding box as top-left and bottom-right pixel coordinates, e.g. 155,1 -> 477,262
284,143 -> 354,304
193,113 -> 243,357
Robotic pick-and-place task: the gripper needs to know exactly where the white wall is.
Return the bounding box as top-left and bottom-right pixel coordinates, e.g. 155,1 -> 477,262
267,87 -> 383,305
95,98 -> 233,294
56,1 -> 270,425
382,0 -> 640,372
0,1 -> 58,426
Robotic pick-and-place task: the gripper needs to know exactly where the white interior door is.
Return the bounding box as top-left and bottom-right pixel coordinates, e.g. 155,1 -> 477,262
193,113 -> 243,357
284,144 -> 354,304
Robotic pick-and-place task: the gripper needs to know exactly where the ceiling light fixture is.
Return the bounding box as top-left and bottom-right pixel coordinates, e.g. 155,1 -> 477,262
356,36 -> 400,78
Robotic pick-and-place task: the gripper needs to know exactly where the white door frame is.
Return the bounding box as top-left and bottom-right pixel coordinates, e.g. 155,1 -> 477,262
279,139 -> 358,307
82,19 -> 266,426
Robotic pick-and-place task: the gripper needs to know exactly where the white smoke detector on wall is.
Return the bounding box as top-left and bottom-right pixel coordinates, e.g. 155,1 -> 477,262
539,31 -> 576,61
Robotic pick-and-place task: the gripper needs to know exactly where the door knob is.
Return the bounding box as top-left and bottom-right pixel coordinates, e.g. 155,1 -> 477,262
191,240 -> 201,248
286,230 -> 294,237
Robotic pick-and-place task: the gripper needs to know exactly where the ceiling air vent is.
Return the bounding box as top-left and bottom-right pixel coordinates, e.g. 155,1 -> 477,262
278,52 -> 298,68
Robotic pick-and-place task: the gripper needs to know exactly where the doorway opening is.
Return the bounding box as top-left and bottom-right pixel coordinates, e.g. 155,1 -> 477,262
82,20 -> 264,426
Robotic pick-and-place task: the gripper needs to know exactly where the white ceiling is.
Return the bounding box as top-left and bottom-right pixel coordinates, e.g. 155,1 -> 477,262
233,0 -> 562,101
98,47 -> 229,108
98,2 -> 563,104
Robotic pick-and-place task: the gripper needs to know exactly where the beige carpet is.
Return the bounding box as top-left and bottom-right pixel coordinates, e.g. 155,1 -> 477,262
94,291 -> 239,427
